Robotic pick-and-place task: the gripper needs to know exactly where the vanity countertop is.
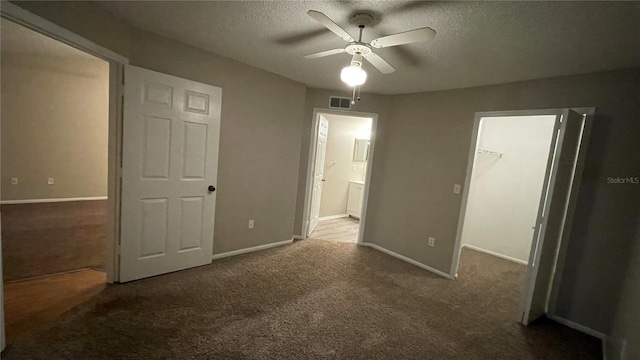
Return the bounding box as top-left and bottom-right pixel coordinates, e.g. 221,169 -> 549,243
350,180 -> 365,185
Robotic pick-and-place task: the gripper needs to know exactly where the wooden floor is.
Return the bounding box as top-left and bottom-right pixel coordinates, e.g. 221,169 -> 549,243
310,217 -> 360,242
3,269 -> 106,344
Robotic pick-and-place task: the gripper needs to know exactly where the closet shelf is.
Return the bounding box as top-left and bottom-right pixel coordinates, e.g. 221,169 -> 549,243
477,148 -> 503,158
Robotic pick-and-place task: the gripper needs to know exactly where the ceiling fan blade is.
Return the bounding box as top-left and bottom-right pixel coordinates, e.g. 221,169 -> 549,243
307,10 -> 354,42
370,27 -> 436,49
363,52 -> 396,74
304,48 -> 346,59
274,28 -> 328,45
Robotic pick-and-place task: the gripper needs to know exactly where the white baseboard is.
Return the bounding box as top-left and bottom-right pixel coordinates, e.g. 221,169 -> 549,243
461,243 -> 528,265
319,214 -> 348,221
547,314 -> 605,340
0,196 -> 108,205
212,239 -> 293,261
293,235 -> 305,240
359,242 -> 454,279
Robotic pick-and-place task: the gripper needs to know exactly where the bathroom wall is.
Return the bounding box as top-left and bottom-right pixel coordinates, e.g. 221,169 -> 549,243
319,114 -> 372,218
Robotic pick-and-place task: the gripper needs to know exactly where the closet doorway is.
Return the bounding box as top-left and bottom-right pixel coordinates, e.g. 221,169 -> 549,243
302,109 -> 377,244
451,108 -> 594,326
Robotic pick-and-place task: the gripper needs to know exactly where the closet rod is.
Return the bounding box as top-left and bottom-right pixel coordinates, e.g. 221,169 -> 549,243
477,148 -> 503,158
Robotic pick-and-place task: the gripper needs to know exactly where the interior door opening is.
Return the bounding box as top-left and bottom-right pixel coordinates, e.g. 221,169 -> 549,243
0,19 -> 110,344
302,109 -> 377,245
451,108 -> 593,328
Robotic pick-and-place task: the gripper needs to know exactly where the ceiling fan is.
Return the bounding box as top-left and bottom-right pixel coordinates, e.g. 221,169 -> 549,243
304,10 -> 436,88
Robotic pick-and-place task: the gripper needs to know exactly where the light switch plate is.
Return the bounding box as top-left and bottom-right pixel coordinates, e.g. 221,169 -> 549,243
248,220 -> 254,229
453,184 -> 461,194
428,237 -> 435,247
11,178 -> 18,185
48,177 -> 55,185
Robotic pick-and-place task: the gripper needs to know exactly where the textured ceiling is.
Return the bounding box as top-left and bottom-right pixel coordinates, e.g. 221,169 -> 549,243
96,1 -> 640,95
1,19 -> 102,62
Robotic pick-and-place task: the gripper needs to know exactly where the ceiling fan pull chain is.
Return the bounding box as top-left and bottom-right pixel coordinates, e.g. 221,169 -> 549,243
351,85 -> 357,105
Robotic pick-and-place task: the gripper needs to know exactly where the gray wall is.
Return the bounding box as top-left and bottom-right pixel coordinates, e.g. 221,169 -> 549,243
15,1 -> 307,255
609,219 -> 640,359
363,69 -> 640,334
1,51 -> 109,200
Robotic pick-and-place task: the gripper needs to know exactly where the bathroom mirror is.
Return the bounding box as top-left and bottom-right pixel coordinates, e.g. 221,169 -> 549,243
353,138 -> 369,162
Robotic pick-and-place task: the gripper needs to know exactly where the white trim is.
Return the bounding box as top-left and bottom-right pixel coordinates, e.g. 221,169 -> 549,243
319,214 -> 348,221
0,2 -> 129,64
547,314 -> 605,340
359,242 -> 454,279
461,244 -> 528,265
212,239 -> 293,260
293,235 -> 305,240
0,196 -> 108,205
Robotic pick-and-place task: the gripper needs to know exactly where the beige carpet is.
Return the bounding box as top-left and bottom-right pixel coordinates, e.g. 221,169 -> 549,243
4,240 -> 600,359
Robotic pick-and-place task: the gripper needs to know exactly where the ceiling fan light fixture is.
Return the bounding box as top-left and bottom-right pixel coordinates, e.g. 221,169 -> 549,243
341,54 -> 367,86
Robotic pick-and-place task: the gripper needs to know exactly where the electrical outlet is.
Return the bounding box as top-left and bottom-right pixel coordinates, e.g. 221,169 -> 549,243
11,178 -> 18,185
48,177 -> 55,185
453,184 -> 461,194
248,220 -> 254,229
428,237 -> 435,247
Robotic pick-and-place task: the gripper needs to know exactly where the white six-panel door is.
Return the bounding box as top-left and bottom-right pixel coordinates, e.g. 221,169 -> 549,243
308,116 -> 329,236
120,65 -> 221,282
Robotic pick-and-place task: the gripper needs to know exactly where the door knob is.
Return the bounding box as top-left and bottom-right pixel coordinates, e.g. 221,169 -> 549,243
208,185 -> 216,192
322,179 -> 326,182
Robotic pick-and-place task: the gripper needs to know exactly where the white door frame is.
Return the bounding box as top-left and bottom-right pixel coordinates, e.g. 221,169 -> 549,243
449,107 -> 594,318
301,108 -> 378,244
0,2 -> 129,286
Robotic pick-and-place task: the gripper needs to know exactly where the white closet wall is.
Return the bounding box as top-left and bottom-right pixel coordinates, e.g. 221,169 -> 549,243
461,115 -> 556,263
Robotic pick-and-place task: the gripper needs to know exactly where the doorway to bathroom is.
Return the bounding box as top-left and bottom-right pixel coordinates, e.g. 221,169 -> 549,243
302,109 -> 377,244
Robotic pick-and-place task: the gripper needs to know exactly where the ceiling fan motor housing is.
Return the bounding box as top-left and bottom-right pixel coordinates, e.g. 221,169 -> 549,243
346,43 -> 372,56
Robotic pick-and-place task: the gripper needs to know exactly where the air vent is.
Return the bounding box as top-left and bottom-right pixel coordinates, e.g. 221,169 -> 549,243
329,96 -> 351,110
